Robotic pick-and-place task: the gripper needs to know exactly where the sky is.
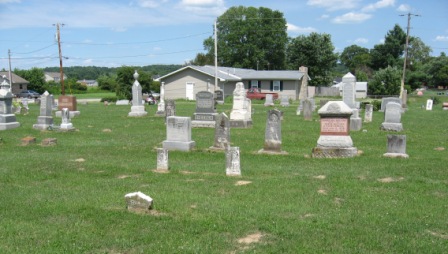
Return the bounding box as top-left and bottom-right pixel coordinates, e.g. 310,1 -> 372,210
0,0 -> 447,70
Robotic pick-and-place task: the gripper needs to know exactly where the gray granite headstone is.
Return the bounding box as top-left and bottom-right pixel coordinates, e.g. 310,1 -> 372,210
364,104 -> 373,123
162,116 -> 195,151
258,109 -> 286,154
165,100 -> 176,119
226,146 -> 241,176
128,70 -> 147,117
303,99 -> 313,121
33,91 -> 54,130
0,79 -> 20,130
298,66 -> 309,100
280,95 -> 289,107
264,94 -> 274,106
380,97 -> 402,112
192,91 -> 217,127
125,191 -> 153,211
380,102 -> 403,131
215,90 -> 224,105
342,72 -> 356,109
350,108 -> 362,131
156,148 -> 169,171
210,113 -> 230,150
383,134 -> 408,158
312,101 -> 357,158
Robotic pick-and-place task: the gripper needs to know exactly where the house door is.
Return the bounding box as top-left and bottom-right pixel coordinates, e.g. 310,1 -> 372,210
186,82 -> 194,100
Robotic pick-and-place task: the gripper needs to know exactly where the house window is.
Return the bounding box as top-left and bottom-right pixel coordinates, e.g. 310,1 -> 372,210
20,84 -> 23,89
273,80 -> 281,91
250,80 -> 259,88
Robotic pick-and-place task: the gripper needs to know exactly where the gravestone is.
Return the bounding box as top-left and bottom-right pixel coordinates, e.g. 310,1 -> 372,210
192,91 -> 218,128
258,109 -> 287,154
125,191 -> 153,211
383,135 -> 408,158
156,82 -> 166,116
60,108 -> 75,131
21,98 -> 29,114
165,100 -> 176,121
364,104 -> 373,123
116,100 -> 130,105
229,82 -> 252,128
264,94 -> 274,106
342,72 -> 356,109
156,148 -> 169,171
280,95 -> 290,107
33,91 -> 54,130
128,70 -> 148,117
380,97 -> 402,112
380,102 -> 403,132
312,101 -> 358,158
162,116 -> 195,151
426,99 -> 433,110
226,146 -> 241,176
350,109 -> 362,131
298,66 -> 309,100
58,95 -> 77,111
210,113 -> 230,150
303,99 -> 313,121
215,90 -> 224,105
0,78 -> 20,130
401,89 -> 408,109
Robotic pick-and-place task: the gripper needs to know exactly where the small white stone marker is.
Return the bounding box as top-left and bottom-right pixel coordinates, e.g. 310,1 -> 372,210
125,191 -> 153,211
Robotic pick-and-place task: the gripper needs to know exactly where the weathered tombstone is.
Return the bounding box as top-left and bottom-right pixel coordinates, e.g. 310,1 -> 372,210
364,104 -> 373,123
156,148 -> 169,171
312,101 -> 358,158
0,78 -> 20,130
258,109 -> 287,154
401,89 -> 408,109
264,94 -> 274,106
303,99 -> 313,121
210,113 -> 230,150
383,134 -> 409,158
162,116 -> 195,151
128,70 -> 148,117
229,82 -> 252,128
342,72 -> 356,109
380,97 -> 402,112
350,109 -> 362,131
60,107 -> 75,131
58,95 -> 77,111
33,91 -> 54,130
298,66 -> 309,100
165,100 -> 176,120
426,99 -> 433,110
280,95 -> 290,107
156,82 -> 166,116
297,98 -> 316,115
226,146 -> 241,176
21,97 -> 29,114
192,91 -> 218,128
125,191 -> 153,212
116,99 -> 130,105
380,102 -> 403,132
215,90 -> 224,105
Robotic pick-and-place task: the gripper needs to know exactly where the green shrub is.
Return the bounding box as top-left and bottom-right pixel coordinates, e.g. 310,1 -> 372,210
100,96 -> 118,102
371,99 -> 381,111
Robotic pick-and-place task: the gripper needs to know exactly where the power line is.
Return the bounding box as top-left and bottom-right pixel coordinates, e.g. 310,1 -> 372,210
12,43 -> 57,55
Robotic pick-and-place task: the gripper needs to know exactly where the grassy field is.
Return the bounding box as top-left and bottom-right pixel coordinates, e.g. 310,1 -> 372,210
0,94 -> 447,253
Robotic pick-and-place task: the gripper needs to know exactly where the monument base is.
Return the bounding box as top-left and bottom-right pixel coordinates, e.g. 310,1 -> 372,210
229,120 -> 252,128
350,117 -> 362,131
383,152 -> 409,158
312,147 -> 358,158
128,106 -> 147,117
257,149 -> 288,155
192,113 -> 217,128
162,140 -> 196,151
191,120 -> 216,128
380,123 -> 403,132
55,111 -> 80,118
33,116 -> 54,130
60,123 -> 75,131
0,114 -> 20,130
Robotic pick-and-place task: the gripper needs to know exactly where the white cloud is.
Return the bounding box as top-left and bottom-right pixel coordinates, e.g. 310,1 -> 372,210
111,27 -> 127,32
181,0 -> 223,6
307,0 -> 360,11
397,4 -> 411,12
354,38 -> 368,44
0,0 -> 21,3
318,14 -> 330,20
178,0 -> 226,16
332,12 -> 372,24
287,23 -> 317,34
379,38 -> 385,43
83,59 -> 93,64
153,47 -> 162,51
137,0 -> 160,8
362,0 -> 395,12
435,36 -> 448,42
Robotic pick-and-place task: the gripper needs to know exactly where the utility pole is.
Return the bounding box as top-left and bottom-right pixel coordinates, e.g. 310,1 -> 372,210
55,23 -> 65,95
214,19 -> 218,92
8,49 -> 13,92
399,12 -> 420,98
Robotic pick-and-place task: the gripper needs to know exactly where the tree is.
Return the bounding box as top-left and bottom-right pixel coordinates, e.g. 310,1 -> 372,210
423,53 -> 448,88
188,52 -> 214,66
286,32 -> 338,86
201,6 -> 288,70
407,37 -> 432,69
13,67 -> 46,93
340,45 -> 372,76
368,66 -> 401,95
369,24 -> 406,70
97,74 -> 117,91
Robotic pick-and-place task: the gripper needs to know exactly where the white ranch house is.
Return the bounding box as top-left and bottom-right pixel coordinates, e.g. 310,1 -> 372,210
155,65 -> 309,100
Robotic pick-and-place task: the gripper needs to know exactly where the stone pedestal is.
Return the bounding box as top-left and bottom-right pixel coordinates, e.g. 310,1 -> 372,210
0,82 -> 20,131
383,135 -> 408,158
230,82 -> 252,128
312,101 -> 357,158
128,71 -> 147,117
162,116 -> 195,151
128,105 -> 147,117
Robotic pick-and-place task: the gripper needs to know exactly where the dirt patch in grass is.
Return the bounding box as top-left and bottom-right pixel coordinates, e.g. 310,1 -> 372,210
357,175 -> 367,180
313,175 -> 326,180
427,230 -> 448,239
152,169 -> 169,174
300,213 -> 315,219
237,232 -> 264,244
117,174 -> 140,179
235,180 -> 252,186
334,197 -> 344,205
102,128 -> 112,133
317,189 -> 328,195
185,178 -> 205,182
74,158 -> 85,162
180,170 -> 196,175
377,177 -> 404,183
434,147 -> 445,151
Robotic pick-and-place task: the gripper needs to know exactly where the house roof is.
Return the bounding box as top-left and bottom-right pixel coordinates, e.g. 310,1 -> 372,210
0,72 -> 29,84
44,72 -> 61,78
156,65 -> 306,82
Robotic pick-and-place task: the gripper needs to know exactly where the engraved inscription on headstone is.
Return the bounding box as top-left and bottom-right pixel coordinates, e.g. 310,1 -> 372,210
226,146 -> 241,176
163,116 -> 195,151
156,148 -> 169,171
259,109 -> 286,154
210,113 -> 230,150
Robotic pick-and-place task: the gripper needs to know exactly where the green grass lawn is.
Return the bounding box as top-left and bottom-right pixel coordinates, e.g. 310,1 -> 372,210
0,95 -> 447,253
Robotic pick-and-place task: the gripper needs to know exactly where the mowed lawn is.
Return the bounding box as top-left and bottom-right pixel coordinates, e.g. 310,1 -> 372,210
0,95 -> 447,253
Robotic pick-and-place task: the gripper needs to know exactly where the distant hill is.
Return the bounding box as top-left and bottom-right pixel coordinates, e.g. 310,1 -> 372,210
43,65 -> 182,80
